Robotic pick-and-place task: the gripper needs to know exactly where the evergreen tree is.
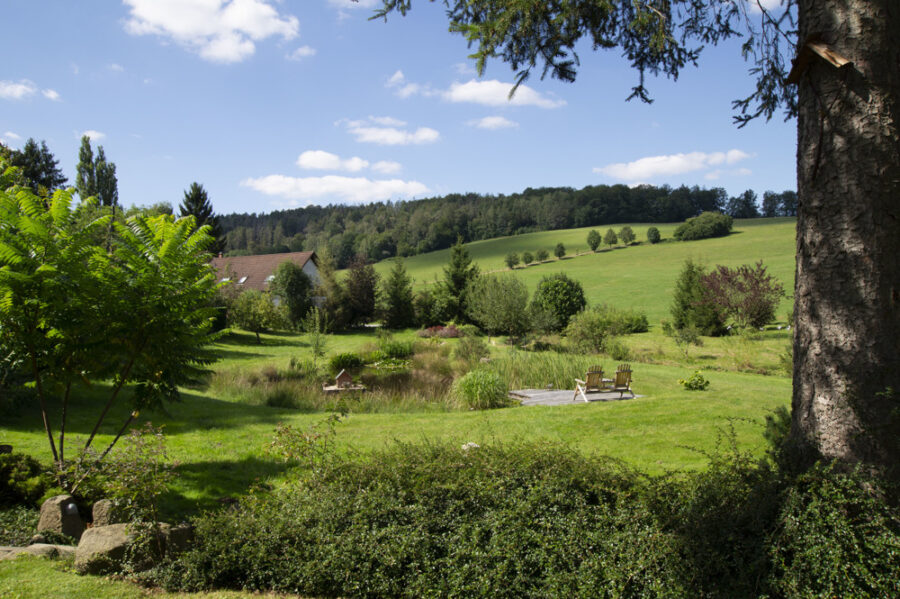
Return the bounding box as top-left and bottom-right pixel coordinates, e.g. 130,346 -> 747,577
382,259 -> 415,329
441,236 -> 479,323
315,250 -> 350,331
726,190 -> 760,219
587,229 -> 601,251
670,259 -> 726,336
180,182 -> 223,253
345,256 -> 379,327
9,138 -> 67,195
75,135 -> 97,200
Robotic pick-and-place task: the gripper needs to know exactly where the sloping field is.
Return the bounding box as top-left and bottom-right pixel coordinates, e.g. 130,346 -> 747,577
374,218 -> 796,323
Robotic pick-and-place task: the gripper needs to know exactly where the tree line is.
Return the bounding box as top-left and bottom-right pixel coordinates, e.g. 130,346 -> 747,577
219,185 -> 797,268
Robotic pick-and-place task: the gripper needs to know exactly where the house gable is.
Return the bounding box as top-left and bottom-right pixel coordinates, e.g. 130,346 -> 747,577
211,251 -> 319,292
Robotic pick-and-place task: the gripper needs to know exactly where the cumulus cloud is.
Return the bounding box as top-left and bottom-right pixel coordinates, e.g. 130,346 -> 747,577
444,79 -> 565,108
372,160 -> 402,175
287,45 -> 316,61
297,150 -> 368,172
340,117 -> 439,146
468,116 -> 519,130
386,70 -> 433,99
123,0 -> 299,63
0,80 -> 38,100
42,89 -> 61,101
241,174 -> 428,205
81,130 -> 106,141
594,150 -> 752,181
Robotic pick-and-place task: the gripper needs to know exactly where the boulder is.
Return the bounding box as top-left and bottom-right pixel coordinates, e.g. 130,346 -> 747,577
0,544 -> 75,561
37,495 -> 83,541
74,523 -> 134,574
92,499 -> 123,527
159,523 -> 194,555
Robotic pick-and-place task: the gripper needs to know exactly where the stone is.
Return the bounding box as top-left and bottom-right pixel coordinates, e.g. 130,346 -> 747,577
92,499 -> 123,527
160,523 -> 194,555
0,544 -> 75,561
37,495 -> 84,541
74,523 -> 134,575
29,534 -> 47,545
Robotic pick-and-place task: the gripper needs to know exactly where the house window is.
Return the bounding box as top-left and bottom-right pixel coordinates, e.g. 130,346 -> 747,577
238,276 -> 248,285
220,277 -> 230,283
265,275 -> 275,284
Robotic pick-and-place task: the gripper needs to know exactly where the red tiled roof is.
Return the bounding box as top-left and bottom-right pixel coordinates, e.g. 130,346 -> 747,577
210,251 -> 317,292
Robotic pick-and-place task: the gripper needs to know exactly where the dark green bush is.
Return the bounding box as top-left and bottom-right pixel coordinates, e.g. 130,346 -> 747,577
157,442 -> 900,599
530,272 -> 586,331
0,452 -> 51,507
647,226 -> 661,244
328,352 -> 365,374
673,211 -> 733,241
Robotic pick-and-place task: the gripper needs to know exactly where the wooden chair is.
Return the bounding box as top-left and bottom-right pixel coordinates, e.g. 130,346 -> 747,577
573,366 -> 611,401
612,364 -> 634,398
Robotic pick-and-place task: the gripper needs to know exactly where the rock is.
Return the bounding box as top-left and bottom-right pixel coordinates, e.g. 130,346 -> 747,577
160,523 -> 194,555
29,534 -> 47,545
37,495 -> 84,541
0,544 -> 75,561
92,499 -> 123,527
74,523 -> 134,574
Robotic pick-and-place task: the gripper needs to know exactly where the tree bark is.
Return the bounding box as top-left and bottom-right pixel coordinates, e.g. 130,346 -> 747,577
792,0 -> 900,480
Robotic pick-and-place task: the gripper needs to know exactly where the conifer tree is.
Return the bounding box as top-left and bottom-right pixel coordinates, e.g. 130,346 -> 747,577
441,236 -> 479,323
94,146 -> 118,208
179,182 -> 223,253
9,138 -> 67,195
382,259 -> 415,329
345,256 -> 379,327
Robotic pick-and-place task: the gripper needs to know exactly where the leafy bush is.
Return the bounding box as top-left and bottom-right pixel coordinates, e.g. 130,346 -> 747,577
504,252 -> 520,269
0,505 -> 40,546
592,304 -> 649,334
604,338 -> 631,361
521,251 -> 534,264
700,261 -> 786,329
328,352 -> 366,375
466,274 -> 531,338
0,453 -> 51,507
619,225 -> 636,245
564,309 -> 612,353
587,229 -> 601,251
451,369 -> 509,409
673,211 -> 733,241
678,371 -> 710,390
530,272 -> 586,331
554,242 -> 566,258
157,441 -> 900,599
647,226 -> 661,244
535,248 -> 549,262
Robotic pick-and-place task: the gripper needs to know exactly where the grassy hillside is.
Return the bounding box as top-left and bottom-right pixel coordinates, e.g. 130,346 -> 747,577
373,218 -> 796,323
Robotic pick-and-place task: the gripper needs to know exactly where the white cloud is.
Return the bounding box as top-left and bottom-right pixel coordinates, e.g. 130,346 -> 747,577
468,116 -> 519,130
444,79 -> 565,108
82,130 -> 106,141
42,89 -> 61,101
241,174 -> 428,205
109,63 -> 125,72
340,117 -> 439,146
287,45 -> 316,61
297,150 -> 368,172
0,80 -> 38,100
123,0 -> 299,64
372,160 -> 402,175
385,70 -> 431,99
2,131 -> 21,141
594,149 -> 753,181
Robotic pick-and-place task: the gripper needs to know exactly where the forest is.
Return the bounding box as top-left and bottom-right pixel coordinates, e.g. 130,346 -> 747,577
220,184 -> 797,267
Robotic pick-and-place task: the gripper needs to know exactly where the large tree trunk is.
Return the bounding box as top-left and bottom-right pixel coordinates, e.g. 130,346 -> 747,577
792,0 -> 900,480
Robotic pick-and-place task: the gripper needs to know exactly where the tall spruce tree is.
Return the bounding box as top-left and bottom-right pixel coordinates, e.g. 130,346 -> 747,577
75,135 -> 97,200
345,256 -> 379,327
179,182 -> 223,253
441,236 -> 479,323
9,138 -> 67,196
381,258 -> 415,329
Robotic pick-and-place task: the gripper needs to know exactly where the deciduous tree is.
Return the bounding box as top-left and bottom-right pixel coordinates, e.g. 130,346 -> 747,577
587,229 -> 601,251
504,252 -> 520,269
619,226 -> 636,246
553,243 -> 565,259
603,228 -> 618,249
270,261 -> 312,329
530,272 -> 586,331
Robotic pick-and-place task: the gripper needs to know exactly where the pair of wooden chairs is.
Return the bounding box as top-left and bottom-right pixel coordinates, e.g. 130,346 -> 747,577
573,364 -> 633,402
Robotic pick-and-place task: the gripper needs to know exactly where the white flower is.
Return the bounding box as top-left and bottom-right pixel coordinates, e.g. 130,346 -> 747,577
461,442 -> 480,451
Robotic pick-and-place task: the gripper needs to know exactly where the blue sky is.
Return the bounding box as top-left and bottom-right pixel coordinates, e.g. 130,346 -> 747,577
1,0 -> 796,216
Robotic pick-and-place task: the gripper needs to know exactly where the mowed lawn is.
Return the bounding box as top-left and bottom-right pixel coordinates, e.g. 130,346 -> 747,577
1,329 -> 790,518
372,218 -> 797,323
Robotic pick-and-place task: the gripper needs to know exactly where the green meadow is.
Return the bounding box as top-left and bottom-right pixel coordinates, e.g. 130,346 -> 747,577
373,217 -> 797,323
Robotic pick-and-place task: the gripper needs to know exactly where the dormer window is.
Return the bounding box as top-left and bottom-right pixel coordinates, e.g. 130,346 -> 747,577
238,276 -> 248,285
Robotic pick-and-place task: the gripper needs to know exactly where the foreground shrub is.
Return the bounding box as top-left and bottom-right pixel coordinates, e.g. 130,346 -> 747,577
157,441 -> 900,598
328,352 -> 365,375
451,369 -> 509,409
0,453 -> 50,507
0,505 -> 40,545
